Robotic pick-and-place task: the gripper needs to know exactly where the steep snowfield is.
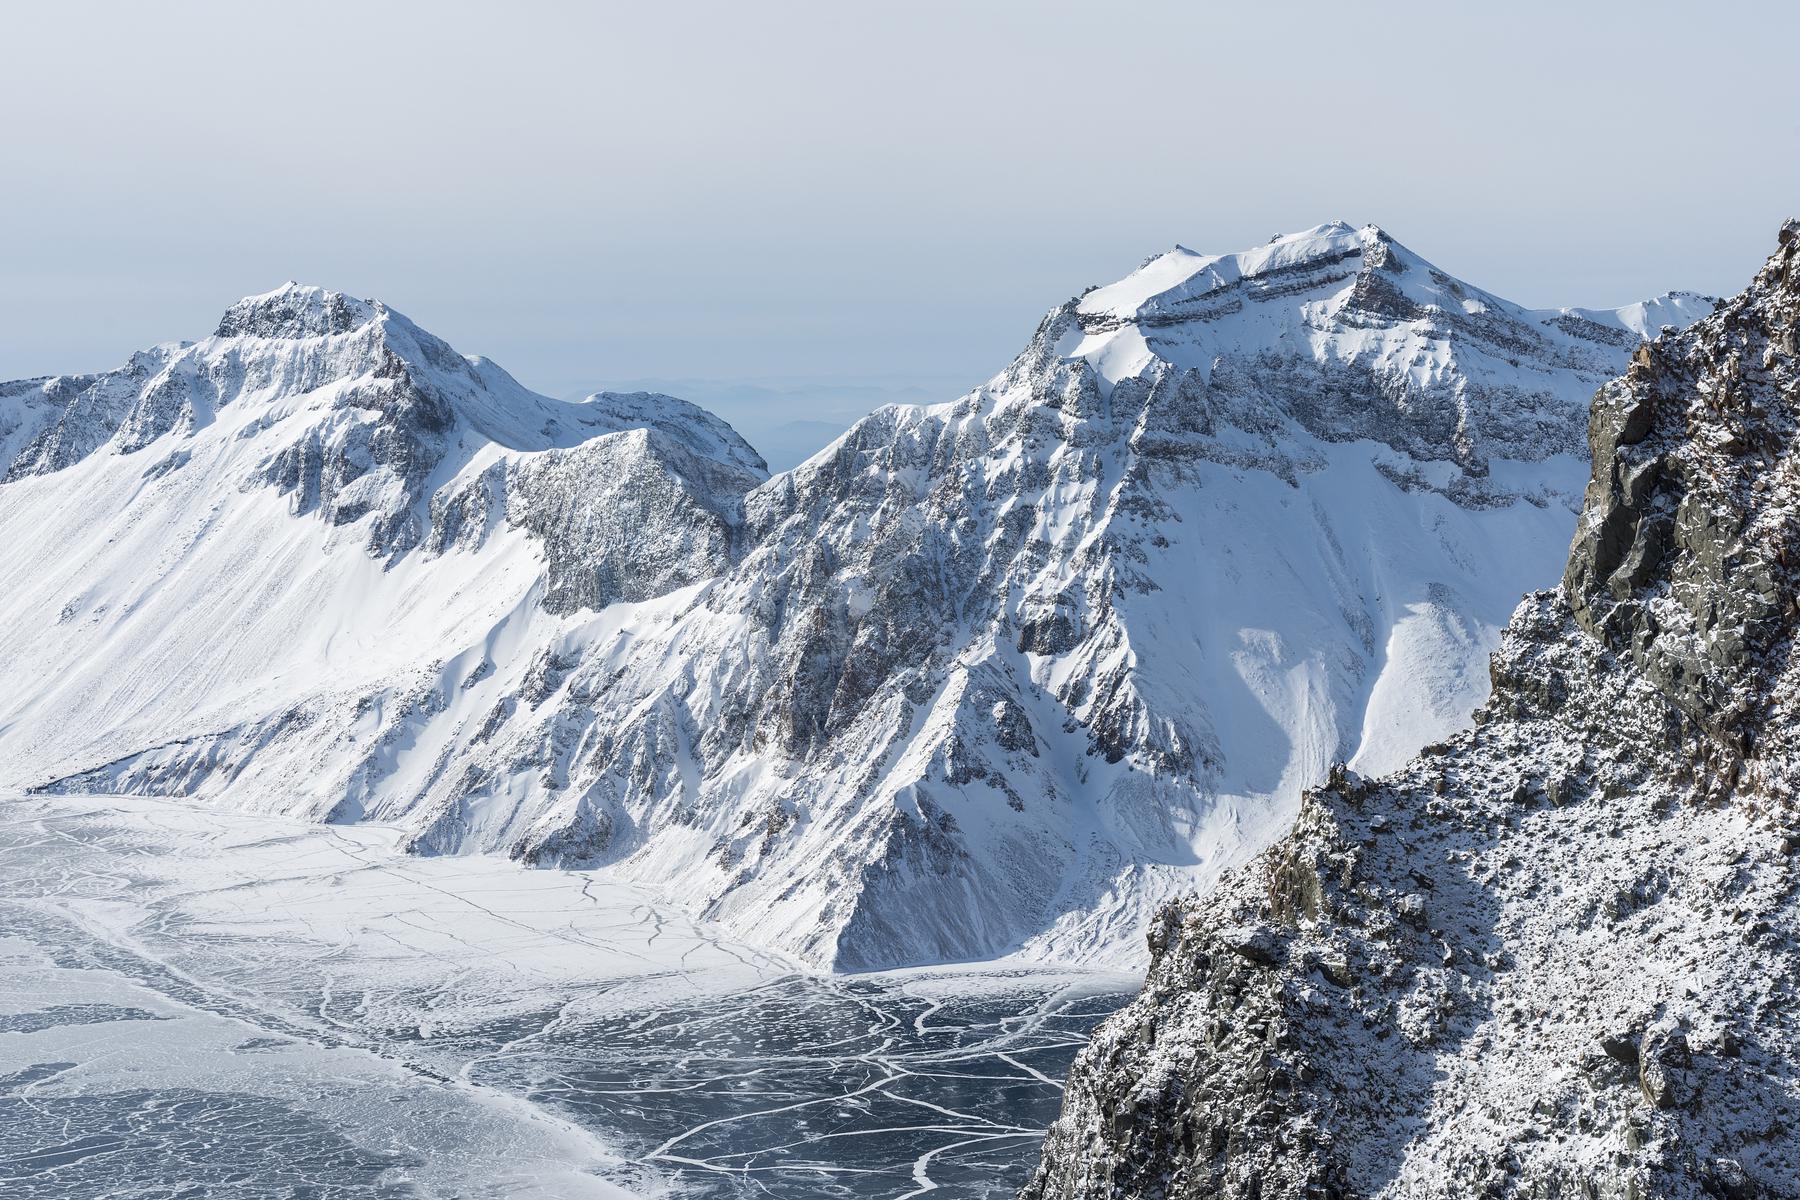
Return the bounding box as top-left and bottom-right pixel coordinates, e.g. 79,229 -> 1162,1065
0,232 -> 1709,971
1025,221 -> 1800,1200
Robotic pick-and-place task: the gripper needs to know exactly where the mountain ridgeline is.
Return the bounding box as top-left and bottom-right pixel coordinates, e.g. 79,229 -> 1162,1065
1023,225 -> 1800,1198
0,226 -> 1710,971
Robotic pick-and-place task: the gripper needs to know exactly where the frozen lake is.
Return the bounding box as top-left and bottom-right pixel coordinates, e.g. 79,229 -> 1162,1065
0,794 -> 1134,1198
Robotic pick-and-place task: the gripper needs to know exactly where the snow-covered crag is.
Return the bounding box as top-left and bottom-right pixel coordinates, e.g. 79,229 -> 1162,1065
0,227 -> 1708,970
1024,225 -> 1800,1198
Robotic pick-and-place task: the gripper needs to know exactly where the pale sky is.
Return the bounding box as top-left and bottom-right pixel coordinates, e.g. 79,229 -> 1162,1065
5,0 -> 1798,466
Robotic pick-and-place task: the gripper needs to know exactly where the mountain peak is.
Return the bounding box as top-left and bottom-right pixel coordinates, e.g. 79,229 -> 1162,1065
578,390 -> 769,478
214,282 -> 378,340
1285,218 -> 1364,242
1074,221 -> 1387,323
1053,221 -> 1701,475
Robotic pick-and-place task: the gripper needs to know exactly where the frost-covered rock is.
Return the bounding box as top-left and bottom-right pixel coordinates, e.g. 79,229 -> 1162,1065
0,229 -> 1708,972
1024,224 -> 1800,1200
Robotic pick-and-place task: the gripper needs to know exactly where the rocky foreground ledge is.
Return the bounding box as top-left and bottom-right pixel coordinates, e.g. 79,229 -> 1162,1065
1023,226 -> 1800,1199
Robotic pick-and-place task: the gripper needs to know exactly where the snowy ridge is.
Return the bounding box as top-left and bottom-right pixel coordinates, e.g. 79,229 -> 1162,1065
0,230 -> 1706,972
1025,223 -> 1800,1199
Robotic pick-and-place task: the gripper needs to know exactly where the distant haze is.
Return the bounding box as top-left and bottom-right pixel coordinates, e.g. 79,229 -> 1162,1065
6,0 -> 1798,468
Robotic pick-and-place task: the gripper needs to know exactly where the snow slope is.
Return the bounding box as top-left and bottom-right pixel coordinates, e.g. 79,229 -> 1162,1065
0,232 -> 1709,971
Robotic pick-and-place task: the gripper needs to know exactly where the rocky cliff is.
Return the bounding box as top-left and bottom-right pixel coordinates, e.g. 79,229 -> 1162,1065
1024,225 -> 1800,1199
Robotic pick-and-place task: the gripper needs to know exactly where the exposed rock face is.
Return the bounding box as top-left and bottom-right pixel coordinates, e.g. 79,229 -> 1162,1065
433,425 -> 759,612
1024,228 -> 1800,1199
0,231 -> 1710,971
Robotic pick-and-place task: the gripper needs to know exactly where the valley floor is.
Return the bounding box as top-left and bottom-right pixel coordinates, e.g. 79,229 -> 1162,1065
0,792 -> 1133,1198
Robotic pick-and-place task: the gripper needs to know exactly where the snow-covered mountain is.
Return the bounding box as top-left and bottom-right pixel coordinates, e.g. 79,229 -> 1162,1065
0,283 -> 767,808
0,227 -> 1710,970
1025,221 -> 1800,1200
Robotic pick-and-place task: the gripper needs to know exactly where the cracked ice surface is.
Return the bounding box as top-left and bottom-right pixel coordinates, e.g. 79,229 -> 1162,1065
0,794 -> 1133,1198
